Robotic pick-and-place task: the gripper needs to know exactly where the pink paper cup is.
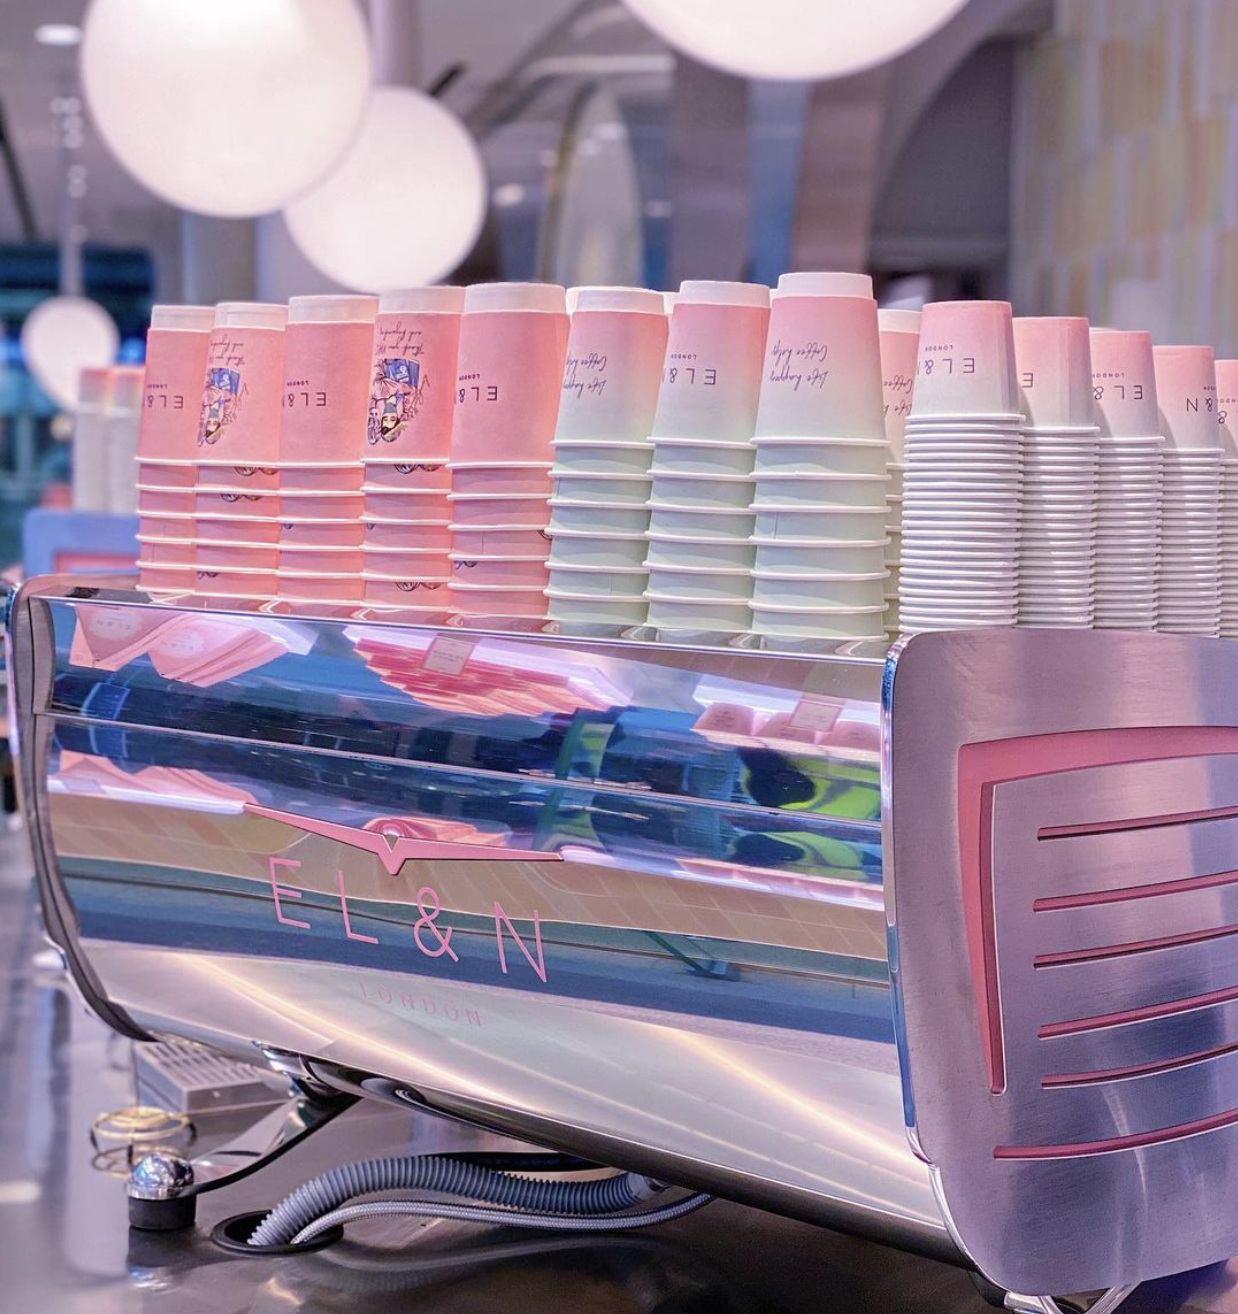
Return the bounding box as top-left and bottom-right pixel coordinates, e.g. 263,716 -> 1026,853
451,526 -> 551,556
196,515 -> 282,546
138,513 -> 194,541
278,463 -> 363,492
880,309 -> 919,459
138,459 -> 196,489
196,541 -> 278,570
278,545 -> 364,573
196,463 -> 280,492
198,303 -> 287,465
279,297 -> 377,463
363,574 -> 452,607
194,488 -> 279,519
363,459 -> 451,489
280,517 -> 361,548
364,518 -> 454,551
754,292 -> 884,440
450,283 -> 569,464
651,283 -> 770,442
363,488 -> 452,520
195,565 -> 278,597
449,555 -> 550,588
555,288 -> 669,444
447,493 -> 551,528
1153,345 -> 1219,449
1090,329 -> 1159,438
368,288 -> 463,458
910,301 -> 1018,418
136,304 -> 213,462
278,570 -> 364,602
450,462 -> 554,496
278,490 -> 365,520
1012,316 -> 1095,429
137,485 -> 195,515
363,546 -> 453,576
138,561 -> 194,593
449,580 -> 548,617
135,535 -> 194,567
1217,358 -> 1238,458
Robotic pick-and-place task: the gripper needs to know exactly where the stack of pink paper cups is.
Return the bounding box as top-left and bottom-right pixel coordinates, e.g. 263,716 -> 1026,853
642,280 -> 769,641
361,286 -> 463,611
1218,360 -> 1238,639
748,272 -> 889,644
1089,328 -> 1163,630
134,306 -> 214,594
899,300 -> 1023,632
878,307 -> 920,636
273,295 -> 377,606
192,302 -> 288,601
1013,317 -> 1100,628
448,283 -> 568,619
1152,345 -> 1221,636
545,286 -> 667,629
73,366 -> 112,512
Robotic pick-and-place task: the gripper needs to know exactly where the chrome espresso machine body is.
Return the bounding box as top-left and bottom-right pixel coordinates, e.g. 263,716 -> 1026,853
12,576 -> 1238,1300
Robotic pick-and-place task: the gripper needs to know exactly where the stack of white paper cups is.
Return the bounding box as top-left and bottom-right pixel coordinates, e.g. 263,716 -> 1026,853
1152,345 -> 1222,636
546,286 -> 668,629
448,283 -> 568,620
1013,317 -> 1100,628
899,300 -> 1023,631
642,280 -> 770,640
1089,328 -> 1163,630
1215,359 -> 1238,638
747,272 -> 890,643
878,307 -> 920,635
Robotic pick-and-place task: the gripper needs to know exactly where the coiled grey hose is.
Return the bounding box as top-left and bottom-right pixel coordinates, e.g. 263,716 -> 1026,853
291,1191 -> 716,1245
250,1154 -> 665,1246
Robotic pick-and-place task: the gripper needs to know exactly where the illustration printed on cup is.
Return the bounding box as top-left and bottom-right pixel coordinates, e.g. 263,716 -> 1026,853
199,366 -> 241,445
369,355 -> 423,444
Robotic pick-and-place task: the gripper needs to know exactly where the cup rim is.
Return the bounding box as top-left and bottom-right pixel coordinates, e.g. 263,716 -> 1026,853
449,461 -> 553,471
363,455 -> 450,466
137,457 -> 196,467
277,489 -> 365,501
272,460 -> 364,469
361,572 -> 453,586
749,601 -> 889,616
650,470 -> 754,484
448,491 -> 551,502
365,544 -> 454,556
646,531 -> 756,546
647,563 -> 752,577
750,535 -> 890,548
752,569 -> 888,582
752,436 -> 889,450
551,438 -> 652,450
452,553 -> 549,563
649,435 -> 755,450
366,515 -> 454,527
553,470 -> 653,482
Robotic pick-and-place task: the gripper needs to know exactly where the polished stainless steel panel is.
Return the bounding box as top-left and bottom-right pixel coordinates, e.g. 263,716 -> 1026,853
9,578 -> 951,1264
885,627 -> 1238,1295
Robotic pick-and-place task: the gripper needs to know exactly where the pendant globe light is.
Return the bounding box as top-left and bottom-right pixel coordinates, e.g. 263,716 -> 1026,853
21,297 -> 118,409
620,0 -> 970,81
283,86 -> 486,292
80,0 -> 372,217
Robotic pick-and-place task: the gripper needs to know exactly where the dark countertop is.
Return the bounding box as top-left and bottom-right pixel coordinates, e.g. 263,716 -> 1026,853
0,831 -> 1232,1314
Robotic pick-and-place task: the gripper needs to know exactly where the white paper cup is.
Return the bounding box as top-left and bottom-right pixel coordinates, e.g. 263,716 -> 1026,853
649,437 -> 755,477
1153,345 -> 1219,449
544,563 -> 646,597
646,505 -> 754,540
750,602 -> 887,639
548,500 -> 650,535
644,534 -> 756,570
753,507 -> 889,542
645,593 -> 752,631
550,440 -> 653,475
880,313 -> 919,460
1090,329 -> 1159,438
547,531 -> 649,569
754,540 -> 890,575
752,437 -> 889,477
545,591 -> 649,625
553,471 -> 652,504
753,472 -> 887,509
910,301 -> 1018,417
646,566 -> 752,600
649,471 -> 753,509
752,572 -> 887,608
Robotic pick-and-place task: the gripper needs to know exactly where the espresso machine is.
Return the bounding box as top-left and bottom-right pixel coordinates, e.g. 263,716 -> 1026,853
12,576 -> 1238,1311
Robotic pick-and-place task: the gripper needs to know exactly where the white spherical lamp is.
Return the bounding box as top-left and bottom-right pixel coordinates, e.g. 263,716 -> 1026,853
621,0 -> 970,81
80,0 -> 372,217
22,297 -> 118,409
284,86 -> 486,292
